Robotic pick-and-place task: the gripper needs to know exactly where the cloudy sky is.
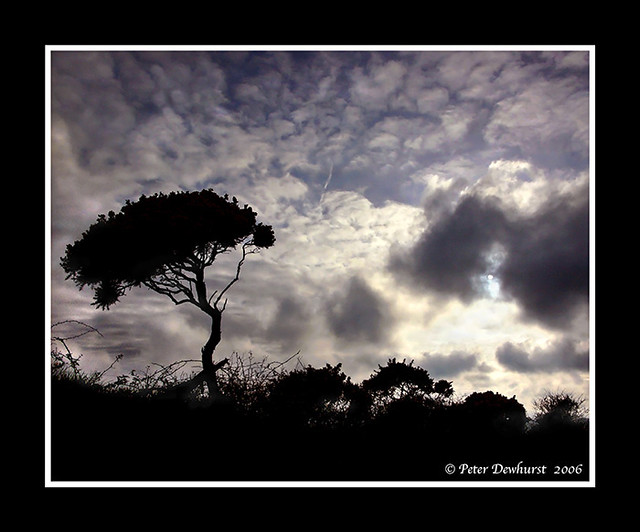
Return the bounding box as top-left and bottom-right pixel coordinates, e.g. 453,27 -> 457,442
47,46 -> 593,414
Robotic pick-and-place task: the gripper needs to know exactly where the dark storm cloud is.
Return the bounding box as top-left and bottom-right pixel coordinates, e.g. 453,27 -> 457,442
496,337 -> 589,374
499,185 -> 589,329
325,276 -> 392,344
389,194 -> 508,301
389,181 -> 589,330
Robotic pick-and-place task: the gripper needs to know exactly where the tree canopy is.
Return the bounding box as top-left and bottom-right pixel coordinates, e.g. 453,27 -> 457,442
61,189 -> 275,310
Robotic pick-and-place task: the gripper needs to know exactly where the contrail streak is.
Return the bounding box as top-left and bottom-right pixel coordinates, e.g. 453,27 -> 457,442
319,161 -> 333,204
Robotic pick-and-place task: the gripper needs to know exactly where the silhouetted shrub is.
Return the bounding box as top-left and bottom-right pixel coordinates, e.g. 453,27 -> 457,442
370,395 -> 435,434
261,363 -> 362,429
215,351 -> 298,416
530,390 -> 588,432
364,358 -> 434,396
456,391 -> 528,435
362,358 -> 454,417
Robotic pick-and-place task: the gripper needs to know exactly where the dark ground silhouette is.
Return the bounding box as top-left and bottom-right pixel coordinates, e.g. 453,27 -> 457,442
50,359 -> 589,482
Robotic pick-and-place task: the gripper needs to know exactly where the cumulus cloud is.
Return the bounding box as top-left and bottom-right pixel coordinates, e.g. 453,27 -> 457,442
496,337 -> 589,374
389,160 -> 589,330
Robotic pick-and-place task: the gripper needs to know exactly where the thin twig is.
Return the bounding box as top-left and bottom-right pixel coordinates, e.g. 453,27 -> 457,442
51,319 -> 104,339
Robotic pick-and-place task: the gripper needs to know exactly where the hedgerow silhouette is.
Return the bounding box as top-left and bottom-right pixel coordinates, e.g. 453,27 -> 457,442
49,322 -> 589,481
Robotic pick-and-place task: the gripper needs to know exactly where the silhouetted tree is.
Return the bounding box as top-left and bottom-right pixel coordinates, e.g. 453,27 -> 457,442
61,189 -> 275,401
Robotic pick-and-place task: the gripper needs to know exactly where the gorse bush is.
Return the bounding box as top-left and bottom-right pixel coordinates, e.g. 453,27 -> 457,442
261,362 -> 367,429
363,358 -> 454,415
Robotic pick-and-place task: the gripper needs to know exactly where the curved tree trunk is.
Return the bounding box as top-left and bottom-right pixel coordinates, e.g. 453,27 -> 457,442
200,308 -> 226,400
160,268 -> 238,404
190,271 -> 229,403
167,307 -> 228,405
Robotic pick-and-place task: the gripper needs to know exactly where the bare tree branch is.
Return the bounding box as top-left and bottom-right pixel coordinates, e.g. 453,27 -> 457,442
213,242 -> 250,311
143,277 -> 198,307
